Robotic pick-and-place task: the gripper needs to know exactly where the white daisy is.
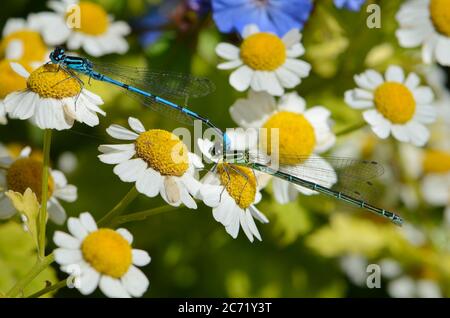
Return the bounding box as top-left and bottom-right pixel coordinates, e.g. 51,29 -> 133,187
53,212 -> 151,297
230,90 -> 337,204
30,0 -> 131,57
396,0 -> 450,66
4,62 -> 105,130
0,17 -> 48,65
345,65 -> 436,147
216,24 -> 311,96
98,117 -> 203,209
197,138 -> 269,242
0,147 -> 77,224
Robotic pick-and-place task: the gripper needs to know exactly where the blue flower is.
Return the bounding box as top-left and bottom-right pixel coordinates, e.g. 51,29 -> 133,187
333,0 -> 366,11
211,0 -> 313,36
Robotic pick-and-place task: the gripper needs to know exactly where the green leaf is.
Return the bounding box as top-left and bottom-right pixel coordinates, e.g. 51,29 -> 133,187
0,221 -> 57,297
5,189 -> 40,250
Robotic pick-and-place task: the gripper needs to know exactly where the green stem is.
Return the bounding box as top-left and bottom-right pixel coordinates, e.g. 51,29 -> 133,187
27,279 -> 67,298
6,254 -> 54,298
97,186 -> 139,227
111,205 -> 177,227
38,129 -> 52,259
336,120 -> 366,137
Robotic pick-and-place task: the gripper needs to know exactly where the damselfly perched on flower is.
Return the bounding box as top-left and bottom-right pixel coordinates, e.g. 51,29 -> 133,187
198,138 -> 404,226
48,47 -> 224,136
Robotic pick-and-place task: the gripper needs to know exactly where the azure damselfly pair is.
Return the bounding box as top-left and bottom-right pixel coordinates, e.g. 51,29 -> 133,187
48,47 -> 403,226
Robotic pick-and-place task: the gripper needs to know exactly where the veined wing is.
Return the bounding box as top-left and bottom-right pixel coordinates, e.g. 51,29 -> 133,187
90,61 -> 215,101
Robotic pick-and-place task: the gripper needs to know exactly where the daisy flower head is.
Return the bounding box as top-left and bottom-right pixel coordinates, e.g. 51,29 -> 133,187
396,0 -> 450,66
230,90 -> 337,204
216,24 -> 311,96
53,212 -> 151,297
31,0 -> 131,57
99,117 -> 203,209
0,18 -> 48,64
3,62 -> 105,130
345,65 -> 436,147
211,0 -> 313,36
197,138 -> 269,242
0,60 -> 34,125
0,147 -> 77,224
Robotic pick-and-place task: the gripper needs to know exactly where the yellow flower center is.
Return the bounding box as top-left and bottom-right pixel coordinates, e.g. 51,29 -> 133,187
81,229 -> 132,278
0,30 -> 47,62
262,111 -> 316,165
429,0 -> 450,36
135,129 -> 189,176
422,150 -> 450,174
67,1 -> 109,35
240,33 -> 286,71
27,64 -> 80,99
0,60 -> 31,99
374,82 -> 416,124
6,158 -> 54,202
218,163 -> 256,209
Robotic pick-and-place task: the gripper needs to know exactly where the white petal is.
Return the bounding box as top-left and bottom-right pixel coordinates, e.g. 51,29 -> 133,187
229,90 -> 276,128
218,59 -> 243,70
53,231 -> 80,249
113,159 -> 148,182
275,67 -> 301,89
99,276 -> 130,298
245,209 -> 262,241
391,125 -> 410,143
106,124 -> 139,140
136,168 -> 162,197
230,66 -> 253,92
406,121 -> 430,147
0,195 -> 16,219
435,37 -> 450,66
282,29 -> 301,47
116,228 -> 133,244
413,105 -> 436,124
10,62 -> 30,78
249,205 -> 269,223
385,65 -> 405,83
121,266 -> 149,297
53,184 -> 77,202
216,43 -> 239,60
404,72 -> 421,90
242,24 -> 259,38
128,117 -> 145,133
283,59 -> 311,78
79,212 -> 97,232
67,217 -> 88,240
132,249 -> 151,266
239,209 -> 254,242
344,90 -> 374,109
47,199 -> 67,225
54,248 -> 82,265
413,87 -> 434,104
363,109 -> 391,139
78,265 -> 100,295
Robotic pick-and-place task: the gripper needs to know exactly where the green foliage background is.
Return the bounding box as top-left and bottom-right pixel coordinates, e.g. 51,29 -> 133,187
0,0 -> 449,298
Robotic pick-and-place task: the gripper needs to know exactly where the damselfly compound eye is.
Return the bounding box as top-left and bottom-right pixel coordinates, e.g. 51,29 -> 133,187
374,82 -> 416,124
240,32 -> 286,71
6,157 -> 54,202
217,163 -> 257,209
81,228 -> 132,278
262,111 -> 316,165
27,64 -> 80,99
135,129 -> 189,176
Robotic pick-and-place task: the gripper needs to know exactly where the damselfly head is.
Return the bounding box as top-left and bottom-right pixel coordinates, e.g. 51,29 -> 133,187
49,47 -> 66,63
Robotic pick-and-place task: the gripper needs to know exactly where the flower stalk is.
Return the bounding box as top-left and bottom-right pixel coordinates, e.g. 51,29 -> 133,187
38,129 -> 52,259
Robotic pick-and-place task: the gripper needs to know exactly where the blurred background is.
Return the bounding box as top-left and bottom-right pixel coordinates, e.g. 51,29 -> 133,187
0,0 -> 449,298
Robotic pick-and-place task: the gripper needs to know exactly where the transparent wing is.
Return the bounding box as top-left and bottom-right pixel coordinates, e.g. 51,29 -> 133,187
119,88 -> 195,125
90,61 -> 215,101
248,151 -> 384,200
